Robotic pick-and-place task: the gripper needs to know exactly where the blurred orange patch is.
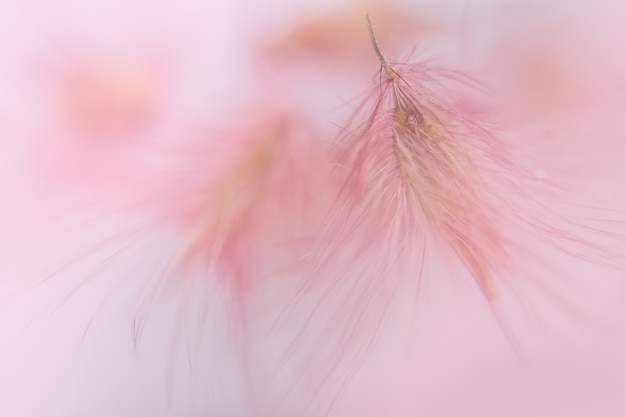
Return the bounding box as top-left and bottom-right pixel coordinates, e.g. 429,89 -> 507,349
62,62 -> 158,134
262,3 -> 444,63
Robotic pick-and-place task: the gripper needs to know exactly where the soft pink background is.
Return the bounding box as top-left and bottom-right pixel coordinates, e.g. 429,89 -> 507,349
1,0 -> 626,416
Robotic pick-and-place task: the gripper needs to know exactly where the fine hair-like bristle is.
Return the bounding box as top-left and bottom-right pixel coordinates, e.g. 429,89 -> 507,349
303,15 -> 626,358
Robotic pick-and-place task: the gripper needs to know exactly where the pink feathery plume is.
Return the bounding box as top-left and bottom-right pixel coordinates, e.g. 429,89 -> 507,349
4,2 -> 626,416
0,3 -> 338,414
117,109 -> 342,416
130,110 -> 333,324
301,12 -> 626,357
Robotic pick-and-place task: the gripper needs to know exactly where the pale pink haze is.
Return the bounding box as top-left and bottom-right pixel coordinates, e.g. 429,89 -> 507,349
1,1 -> 626,417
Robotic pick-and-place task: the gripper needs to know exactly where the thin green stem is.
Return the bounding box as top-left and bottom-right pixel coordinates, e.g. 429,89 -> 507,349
365,13 -> 395,79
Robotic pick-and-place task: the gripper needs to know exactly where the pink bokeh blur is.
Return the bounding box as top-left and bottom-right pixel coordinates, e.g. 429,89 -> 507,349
1,0 -> 626,416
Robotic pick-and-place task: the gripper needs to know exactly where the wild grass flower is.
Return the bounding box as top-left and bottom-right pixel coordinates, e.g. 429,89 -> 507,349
300,13 -> 626,353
